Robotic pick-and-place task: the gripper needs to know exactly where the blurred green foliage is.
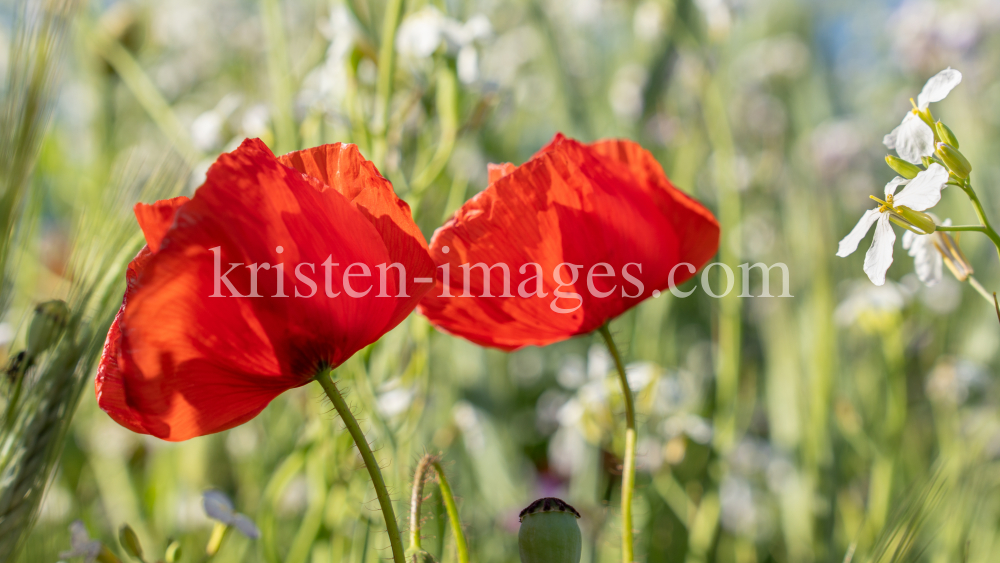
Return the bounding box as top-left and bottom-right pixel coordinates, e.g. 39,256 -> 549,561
4,0 -> 1000,562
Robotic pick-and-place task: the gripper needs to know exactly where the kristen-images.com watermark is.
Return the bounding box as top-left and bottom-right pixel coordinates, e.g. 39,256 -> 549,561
208,246 -> 792,313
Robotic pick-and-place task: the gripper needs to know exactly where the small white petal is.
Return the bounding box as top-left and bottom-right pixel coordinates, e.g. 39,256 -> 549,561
203,490 -> 236,524
893,163 -> 948,211
864,215 -> 896,286
885,176 -> 909,197
894,112 -> 935,164
396,7 -> 446,58
917,68 -> 962,108
883,126 -> 898,150
837,209 -> 881,257
232,513 -> 261,539
457,45 -> 478,83
906,231 -> 943,286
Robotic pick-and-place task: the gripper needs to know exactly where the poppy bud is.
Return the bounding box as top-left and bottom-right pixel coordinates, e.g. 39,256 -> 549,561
935,121 -> 959,148
935,142 -> 972,179
406,548 -> 437,563
890,206 -> 936,235
165,540 -> 183,563
885,155 -> 921,179
25,299 -> 69,358
118,524 -> 143,559
518,498 -> 582,563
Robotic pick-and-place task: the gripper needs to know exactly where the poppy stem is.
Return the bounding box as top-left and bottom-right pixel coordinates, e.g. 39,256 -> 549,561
316,369 -> 406,563
598,323 -> 635,563
409,454 -> 469,563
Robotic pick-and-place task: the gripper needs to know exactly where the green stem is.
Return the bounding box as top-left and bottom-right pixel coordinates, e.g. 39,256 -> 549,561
598,323 -> 635,563
372,0 -> 405,168
959,180 -> 1000,262
431,459 -> 468,563
316,370 -> 405,563
408,454 -> 469,563
935,225 -> 986,232
260,0 -> 297,154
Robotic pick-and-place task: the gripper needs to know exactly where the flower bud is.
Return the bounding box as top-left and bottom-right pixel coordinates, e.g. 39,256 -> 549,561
97,546 -> 123,563
165,540 -> 183,563
935,142 -> 972,179
885,155 -> 921,179
891,206 -> 936,235
118,524 -> 143,559
25,299 -> 69,358
921,156 -> 936,169
935,121 -> 959,148
916,107 -> 935,129
518,498 -> 582,563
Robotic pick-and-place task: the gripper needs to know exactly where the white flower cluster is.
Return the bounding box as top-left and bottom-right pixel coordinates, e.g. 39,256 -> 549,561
837,69 -> 963,287
396,6 -> 492,84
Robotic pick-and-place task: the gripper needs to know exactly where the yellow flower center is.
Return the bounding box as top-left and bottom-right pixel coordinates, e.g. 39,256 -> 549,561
869,193 -> 895,213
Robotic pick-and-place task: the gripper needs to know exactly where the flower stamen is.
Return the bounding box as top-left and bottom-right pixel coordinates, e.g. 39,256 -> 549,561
870,194 -> 895,213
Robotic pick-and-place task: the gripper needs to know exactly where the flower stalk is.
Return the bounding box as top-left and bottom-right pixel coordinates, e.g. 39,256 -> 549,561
408,454 -> 468,563
316,369 -> 406,563
598,323 -> 636,563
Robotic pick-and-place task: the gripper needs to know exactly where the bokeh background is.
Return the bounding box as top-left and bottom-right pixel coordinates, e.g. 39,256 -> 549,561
5,0 -> 1000,561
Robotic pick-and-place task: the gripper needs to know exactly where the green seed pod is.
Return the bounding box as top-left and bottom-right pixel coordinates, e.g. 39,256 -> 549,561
884,155 -> 921,179
891,206 -> 936,234
935,142 -> 972,179
935,121 -> 959,148
118,524 -> 143,560
518,498 -> 582,563
25,299 -> 69,358
165,540 -> 183,563
405,548 -> 437,563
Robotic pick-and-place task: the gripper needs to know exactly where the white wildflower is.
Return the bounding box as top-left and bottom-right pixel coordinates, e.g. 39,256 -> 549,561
884,68 -> 962,164
836,164 -> 949,285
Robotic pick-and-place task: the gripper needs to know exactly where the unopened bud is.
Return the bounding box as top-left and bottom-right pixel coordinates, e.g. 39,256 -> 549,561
165,540 -> 183,563
892,206 -> 936,235
921,156 -> 936,169
885,155 -> 921,179
97,545 -> 123,563
935,142 -> 972,179
118,524 -> 143,559
935,121 -> 959,148
518,498 -> 582,563
25,300 -> 69,358
915,107 -> 935,129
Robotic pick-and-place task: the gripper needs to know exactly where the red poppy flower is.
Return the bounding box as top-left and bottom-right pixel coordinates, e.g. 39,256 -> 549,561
96,139 -> 434,441
417,133 -> 719,350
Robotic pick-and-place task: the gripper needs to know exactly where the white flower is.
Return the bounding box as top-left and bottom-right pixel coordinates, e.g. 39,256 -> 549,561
884,68 -> 962,164
59,520 -> 103,563
903,217 -> 973,287
203,490 -> 261,539
836,164 -> 949,285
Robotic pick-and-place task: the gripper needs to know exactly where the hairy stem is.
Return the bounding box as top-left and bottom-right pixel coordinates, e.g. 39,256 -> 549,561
316,370 -> 405,563
599,323 -> 635,563
408,454 -> 469,563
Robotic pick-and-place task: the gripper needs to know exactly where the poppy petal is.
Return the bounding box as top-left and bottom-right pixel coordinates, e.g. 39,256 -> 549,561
133,196 -> 190,253
419,134 -> 720,350
102,139 -> 424,440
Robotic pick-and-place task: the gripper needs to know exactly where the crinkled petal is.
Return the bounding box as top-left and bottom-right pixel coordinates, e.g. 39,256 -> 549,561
885,176 -> 909,197
863,215 -> 896,286
836,209 -> 880,257
883,125 -> 899,150
277,143 -> 435,328
487,162 -> 516,184
917,68 -> 962,108
893,163 -> 948,211
419,134 -> 719,350
895,112 -> 936,164
97,139 -> 430,441
134,197 -> 190,253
